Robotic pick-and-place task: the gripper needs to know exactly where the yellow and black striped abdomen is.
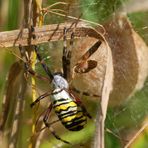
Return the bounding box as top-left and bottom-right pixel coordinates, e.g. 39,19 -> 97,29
53,98 -> 87,131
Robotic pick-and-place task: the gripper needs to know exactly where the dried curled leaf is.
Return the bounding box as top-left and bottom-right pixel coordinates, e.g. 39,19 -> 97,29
71,15 -> 148,106
104,15 -> 148,105
71,37 -> 107,97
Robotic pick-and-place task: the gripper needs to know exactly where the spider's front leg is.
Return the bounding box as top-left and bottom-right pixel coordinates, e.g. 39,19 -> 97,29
24,62 -> 50,82
34,45 -> 54,80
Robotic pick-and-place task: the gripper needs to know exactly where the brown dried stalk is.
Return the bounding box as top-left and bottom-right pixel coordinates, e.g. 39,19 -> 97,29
0,22 -> 104,48
92,32 -> 113,148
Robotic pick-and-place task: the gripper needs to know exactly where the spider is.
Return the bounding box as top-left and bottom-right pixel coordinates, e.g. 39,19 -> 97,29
19,26 -> 102,145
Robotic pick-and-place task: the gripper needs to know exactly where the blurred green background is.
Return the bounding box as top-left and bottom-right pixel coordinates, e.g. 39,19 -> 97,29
0,0 -> 148,148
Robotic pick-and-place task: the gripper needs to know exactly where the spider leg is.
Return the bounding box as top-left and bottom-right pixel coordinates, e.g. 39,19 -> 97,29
74,40 -> 102,73
77,102 -> 92,119
30,89 -> 63,108
34,45 -> 54,80
30,91 -> 51,108
42,103 -> 53,127
77,101 -> 92,119
68,90 -> 92,119
24,62 -> 50,81
24,27 -> 54,80
43,104 -> 71,145
72,87 -> 101,98
62,27 -> 74,81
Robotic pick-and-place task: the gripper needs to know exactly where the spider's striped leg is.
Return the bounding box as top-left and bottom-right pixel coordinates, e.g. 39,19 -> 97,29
74,40 -> 102,73
24,62 -> 50,81
34,103 -> 62,135
68,90 -> 92,119
76,100 -> 92,119
62,27 -> 74,81
27,27 -> 54,80
72,87 -> 101,98
70,87 -> 100,119
34,45 -> 54,80
43,104 -> 71,145
42,103 -> 52,127
77,102 -> 92,119
36,110 -> 60,133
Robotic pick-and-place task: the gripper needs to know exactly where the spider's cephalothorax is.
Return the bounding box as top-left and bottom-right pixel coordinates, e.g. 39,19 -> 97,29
52,73 -> 69,89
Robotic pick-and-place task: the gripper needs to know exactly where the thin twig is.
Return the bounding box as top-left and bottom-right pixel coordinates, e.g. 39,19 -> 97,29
92,29 -> 113,148
45,2 -> 68,9
124,122 -> 148,148
46,10 -> 105,32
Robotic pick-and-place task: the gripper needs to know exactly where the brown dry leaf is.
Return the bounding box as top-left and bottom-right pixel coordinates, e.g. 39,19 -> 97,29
71,37 -> 107,97
104,15 -> 148,106
72,15 -> 148,106
71,27 -> 113,148
70,15 -> 148,147
93,33 -> 113,148
0,61 -> 23,132
0,61 -> 27,148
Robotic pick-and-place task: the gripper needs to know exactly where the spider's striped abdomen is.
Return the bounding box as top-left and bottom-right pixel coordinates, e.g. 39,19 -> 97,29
51,89 -> 87,131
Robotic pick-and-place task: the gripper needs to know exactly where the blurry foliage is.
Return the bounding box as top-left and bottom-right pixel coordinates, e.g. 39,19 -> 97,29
0,0 -> 148,148
80,0 -> 128,22
7,0 -> 20,30
128,11 -> 148,44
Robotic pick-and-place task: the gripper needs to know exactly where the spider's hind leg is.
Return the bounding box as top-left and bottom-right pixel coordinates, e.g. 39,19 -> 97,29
72,87 -> 101,98
71,86 -> 100,119
43,103 -> 71,145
